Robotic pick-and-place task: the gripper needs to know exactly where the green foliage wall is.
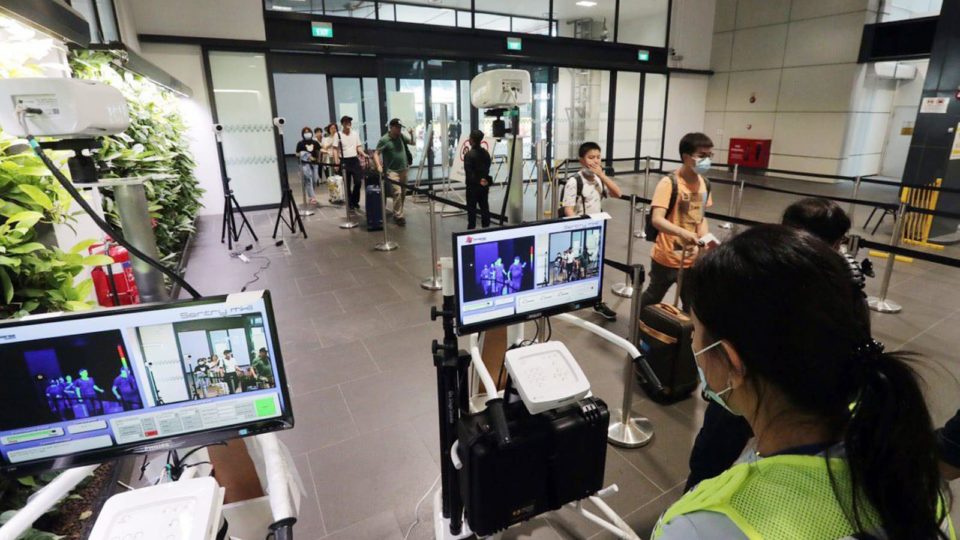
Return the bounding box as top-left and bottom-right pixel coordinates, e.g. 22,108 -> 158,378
70,50 -> 204,268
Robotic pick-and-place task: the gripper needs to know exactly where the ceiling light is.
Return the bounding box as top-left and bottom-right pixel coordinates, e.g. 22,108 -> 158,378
576,1 -> 598,6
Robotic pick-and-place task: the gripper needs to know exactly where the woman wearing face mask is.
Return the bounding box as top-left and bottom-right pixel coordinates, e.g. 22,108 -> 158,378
653,225 -> 954,540
295,126 -> 319,205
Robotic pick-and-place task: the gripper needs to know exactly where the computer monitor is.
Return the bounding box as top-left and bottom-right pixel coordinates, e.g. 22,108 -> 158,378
453,215 -> 608,335
0,291 -> 293,474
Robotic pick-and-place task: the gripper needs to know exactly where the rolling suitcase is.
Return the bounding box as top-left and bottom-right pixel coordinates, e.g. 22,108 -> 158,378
364,172 -> 383,231
634,250 -> 697,404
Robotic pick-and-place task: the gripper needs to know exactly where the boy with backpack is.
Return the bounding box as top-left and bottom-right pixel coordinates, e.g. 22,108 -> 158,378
562,141 -> 622,320
640,132 -> 714,311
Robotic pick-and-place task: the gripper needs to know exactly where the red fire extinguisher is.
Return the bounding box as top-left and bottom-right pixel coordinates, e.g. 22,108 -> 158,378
89,239 -> 140,307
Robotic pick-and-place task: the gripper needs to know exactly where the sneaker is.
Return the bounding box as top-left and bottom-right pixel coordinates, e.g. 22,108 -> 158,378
395,217 -> 406,226
594,302 -> 617,321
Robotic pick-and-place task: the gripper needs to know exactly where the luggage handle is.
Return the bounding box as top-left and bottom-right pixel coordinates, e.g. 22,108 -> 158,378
673,247 -> 689,308
638,319 -> 677,344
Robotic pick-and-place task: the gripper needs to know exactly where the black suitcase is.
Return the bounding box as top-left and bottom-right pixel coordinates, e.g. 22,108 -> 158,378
635,252 -> 697,404
456,397 -> 609,536
364,173 -> 383,231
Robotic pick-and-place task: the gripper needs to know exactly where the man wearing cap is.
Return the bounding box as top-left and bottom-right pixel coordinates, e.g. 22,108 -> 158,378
374,119 -> 414,226
332,115 -> 367,211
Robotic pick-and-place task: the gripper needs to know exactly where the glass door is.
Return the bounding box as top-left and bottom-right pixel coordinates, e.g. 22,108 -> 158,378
330,77 -> 381,153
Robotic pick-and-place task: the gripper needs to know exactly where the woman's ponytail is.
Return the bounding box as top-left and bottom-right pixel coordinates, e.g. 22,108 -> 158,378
843,346 -> 948,540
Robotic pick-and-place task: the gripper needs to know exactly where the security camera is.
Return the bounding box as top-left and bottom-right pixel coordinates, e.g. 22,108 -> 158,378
0,78 -> 129,138
213,123 -> 224,142
273,117 -> 286,127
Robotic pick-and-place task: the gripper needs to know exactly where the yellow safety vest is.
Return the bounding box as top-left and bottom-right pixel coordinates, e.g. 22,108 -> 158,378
652,454 -> 956,540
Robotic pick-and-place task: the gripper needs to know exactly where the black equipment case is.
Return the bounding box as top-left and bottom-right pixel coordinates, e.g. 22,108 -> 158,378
456,396 -> 609,536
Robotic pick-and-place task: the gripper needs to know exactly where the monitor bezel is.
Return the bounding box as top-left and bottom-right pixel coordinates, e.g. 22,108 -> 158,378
452,216 -> 607,336
0,291 -> 294,475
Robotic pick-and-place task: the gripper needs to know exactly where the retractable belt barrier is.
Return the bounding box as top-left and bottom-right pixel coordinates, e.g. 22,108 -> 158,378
382,176 -> 509,225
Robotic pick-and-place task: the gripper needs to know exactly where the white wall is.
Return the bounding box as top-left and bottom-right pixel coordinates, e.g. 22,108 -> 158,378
663,74 -> 709,162
879,60 -> 928,179
667,0 -> 716,70
273,73 -> 331,155
706,0 -> 882,178
126,0 -> 266,40
139,43 -> 224,216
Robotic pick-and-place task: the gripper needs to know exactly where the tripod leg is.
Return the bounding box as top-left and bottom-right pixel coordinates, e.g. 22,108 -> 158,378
291,193 -> 308,239
233,194 -> 259,242
272,190 -> 286,239
221,196 -> 228,244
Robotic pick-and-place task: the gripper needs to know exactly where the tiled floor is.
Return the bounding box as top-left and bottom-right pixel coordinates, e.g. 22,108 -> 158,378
181,164 -> 960,539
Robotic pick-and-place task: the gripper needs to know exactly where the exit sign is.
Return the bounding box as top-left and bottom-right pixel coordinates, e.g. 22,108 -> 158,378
637,49 -> 650,61
311,22 -> 333,38
506,37 -> 522,51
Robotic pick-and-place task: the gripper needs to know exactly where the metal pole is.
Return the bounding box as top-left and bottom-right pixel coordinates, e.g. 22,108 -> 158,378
551,159 -> 562,218
113,183 -> 169,302
848,176 -> 862,224
375,172 -> 398,251
612,194 -> 637,297
536,140 -> 545,220
720,163 -> 738,230
421,195 -> 442,290
608,263 -> 654,448
634,157 -> 650,238
339,169 -> 358,229
868,202 -> 906,314
731,164 -> 745,234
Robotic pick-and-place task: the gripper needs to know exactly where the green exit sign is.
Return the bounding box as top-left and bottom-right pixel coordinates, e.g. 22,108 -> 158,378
506,37 -> 522,51
311,22 -> 333,38
637,49 -> 650,61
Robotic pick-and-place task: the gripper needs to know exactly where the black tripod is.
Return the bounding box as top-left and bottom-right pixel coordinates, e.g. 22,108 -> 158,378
271,126 -> 307,239
213,134 -> 258,250
221,177 -> 258,250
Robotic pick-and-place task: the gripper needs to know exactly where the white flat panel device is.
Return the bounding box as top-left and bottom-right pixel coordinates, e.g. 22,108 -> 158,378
505,342 -> 590,415
89,477 -> 223,540
471,69 -> 532,109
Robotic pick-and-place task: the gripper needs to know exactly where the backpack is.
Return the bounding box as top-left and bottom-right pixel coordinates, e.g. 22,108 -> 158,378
558,172 -> 606,218
644,172 -> 712,242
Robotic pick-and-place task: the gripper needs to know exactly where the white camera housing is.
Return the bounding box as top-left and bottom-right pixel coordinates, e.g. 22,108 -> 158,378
471,69 -> 532,109
273,117 -> 286,127
0,78 -> 129,138
213,123 -> 224,132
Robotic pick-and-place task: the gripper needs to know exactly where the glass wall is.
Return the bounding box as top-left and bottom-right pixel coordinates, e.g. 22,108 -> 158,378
554,67 -> 610,161
552,0 -> 616,41
330,77 -> 381,151
613,72 -> 641,172
208,51 -> 282,208
640,73 -> 667,166
617,0 -> 669,46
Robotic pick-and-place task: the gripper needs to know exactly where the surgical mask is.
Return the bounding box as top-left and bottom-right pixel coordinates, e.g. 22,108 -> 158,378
694,340 -> 739,416
693,157 -> 711,175
303,132 -> 313,140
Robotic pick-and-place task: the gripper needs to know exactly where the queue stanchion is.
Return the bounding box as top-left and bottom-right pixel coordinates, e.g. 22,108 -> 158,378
868,201 -> 906,314
374,171 -> 398,252
634,157 -> 650,238
421,192 -> 443,290
848,175 -> 862,224
732,164 -> 746,234
536,140 -> 545,220
612,194 -> 638,298
608,262 -> 654,448
720,163 -> 738,231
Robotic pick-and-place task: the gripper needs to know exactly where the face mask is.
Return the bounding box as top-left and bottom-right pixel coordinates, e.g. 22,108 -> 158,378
303,133 -> 313,140
693,157 -> 711,174
694,340 -> 739,416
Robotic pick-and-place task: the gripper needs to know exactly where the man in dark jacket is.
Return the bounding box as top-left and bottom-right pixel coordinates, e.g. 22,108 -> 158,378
463,129 -> 492,230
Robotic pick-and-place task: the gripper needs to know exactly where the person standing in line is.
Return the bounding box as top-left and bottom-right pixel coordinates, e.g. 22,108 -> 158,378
463,130 -> 493,230
374,118 -> 414,226
640,132 -> 714,312
111,367 -> 141,410
561,142 -> 622,321
222,350 -> 240,394
333,116 -> 367,211
295,126 -> 319,205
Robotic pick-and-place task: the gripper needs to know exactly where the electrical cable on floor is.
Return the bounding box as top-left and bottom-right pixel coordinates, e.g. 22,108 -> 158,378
402,473 -> 442,540
22,128 -> 202,299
